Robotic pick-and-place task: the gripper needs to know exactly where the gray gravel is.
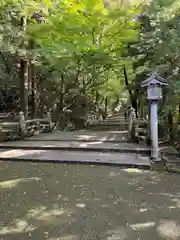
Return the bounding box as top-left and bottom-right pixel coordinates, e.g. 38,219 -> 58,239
0,161 -> 180,240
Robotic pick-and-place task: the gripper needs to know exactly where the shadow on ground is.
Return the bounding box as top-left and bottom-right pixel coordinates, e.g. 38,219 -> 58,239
0,162 -> 180,240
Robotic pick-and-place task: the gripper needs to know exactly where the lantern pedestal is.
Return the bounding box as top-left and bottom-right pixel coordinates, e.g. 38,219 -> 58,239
150,101 -> 159,160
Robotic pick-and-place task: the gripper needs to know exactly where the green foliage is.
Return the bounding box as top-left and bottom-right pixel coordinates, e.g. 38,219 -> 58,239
2,0 -> 180,132
0,0 -> 141,126
28,0 -> 139,118
143,0 -> 180,114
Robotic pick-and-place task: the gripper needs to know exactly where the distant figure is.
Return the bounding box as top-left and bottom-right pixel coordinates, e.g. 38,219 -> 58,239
127,106 -> 131,118
127,106 -> 135,119
124,106 -> 131,120
124,111 -> 127,120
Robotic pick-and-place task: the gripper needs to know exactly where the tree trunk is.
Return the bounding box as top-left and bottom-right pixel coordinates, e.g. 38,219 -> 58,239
178,97 -> 180,123
28,62 -> 32,93
95,91 -> 100,105
59,73 -> 64,112
91,65 -> 96,101
131,96 -> 138,118
39,77 -> 44,117
31,63 -> 37,118
123,65 -> 138,117
20,59 -> 28,118
104,96 -> 108,118
28,38 -> 37,118
168,109 -> 174,141
20,16 -> 28,118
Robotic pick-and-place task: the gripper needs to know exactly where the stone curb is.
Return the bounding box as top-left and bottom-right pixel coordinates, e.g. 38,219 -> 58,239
161,155 -> 180,174
0,157 -> 151,170
24,139 -> 134,143
165,165 -> 180,174
140,141 -> 180,173
0,145 -> 151,154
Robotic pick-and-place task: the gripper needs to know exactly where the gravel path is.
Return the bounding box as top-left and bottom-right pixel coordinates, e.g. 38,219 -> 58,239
0,161 -> 180,240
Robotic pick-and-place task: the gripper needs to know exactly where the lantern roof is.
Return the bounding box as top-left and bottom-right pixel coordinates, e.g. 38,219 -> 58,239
141,72 -> 168,87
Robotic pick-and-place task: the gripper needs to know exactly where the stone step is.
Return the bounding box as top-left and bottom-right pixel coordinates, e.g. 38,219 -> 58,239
105,120 -> 125,123
26,130 -> 128,142
0,140 -> 150,154
0,149 -> 150,167
91,121 -> 127,126
107,115 -> 125,118
107,114 -> 125,118
89,123 -> 126,127
104,118 -> 125,122
100,121 -> 128,125
89,126 -> 124,131
88,123 -> 127,131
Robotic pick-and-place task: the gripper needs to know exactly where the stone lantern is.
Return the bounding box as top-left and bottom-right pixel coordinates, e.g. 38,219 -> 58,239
141,72 -> 168,160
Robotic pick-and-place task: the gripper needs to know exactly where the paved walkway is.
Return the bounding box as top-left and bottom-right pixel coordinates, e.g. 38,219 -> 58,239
0,161 -> 180,240
0,130 -> 149,154
26,130 -> 129,142
0,130 -> 178,169
0,149 -> 150,167
0,130 -> 151,167
0,140 -> 149,153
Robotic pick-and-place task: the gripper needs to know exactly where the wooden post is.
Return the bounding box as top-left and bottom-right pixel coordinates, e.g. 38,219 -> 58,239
47,112 -> 53,131
19,111 -> 26,139
128,107 -> 136,140
37,120 -> 41,132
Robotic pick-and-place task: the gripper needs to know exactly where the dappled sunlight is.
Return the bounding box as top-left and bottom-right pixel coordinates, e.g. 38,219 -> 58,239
27,205 -> 65,219
0,219 -> 36,235
1,161 -> 180,239
157,192 -> 180,198
53,234 -> 79,240
110,131 -> 127,133
105,227 -> 130,240
130,222 -> 156,230
41,144 -> 54,147
123,168 -> 144,173
0,177 -> 41,189
79,141 -> 103,147
156,193 -> 180,208
0,149 -> 46,158
104,222 -> 157,240
116,196 -> 129,204
108,171 -> 121,177
139,208 -> 148,213
105,131 -> 128,141
0,205 -> 72,236
27,205 -> 65,223
76,203 -> 86,208
168,206 -> 178,209
77,134 -> 99,140
171,198 -> 180,208
157,220 -> 180,240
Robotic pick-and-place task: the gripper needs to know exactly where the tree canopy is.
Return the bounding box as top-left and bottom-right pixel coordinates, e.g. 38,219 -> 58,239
0,0 -> 180,130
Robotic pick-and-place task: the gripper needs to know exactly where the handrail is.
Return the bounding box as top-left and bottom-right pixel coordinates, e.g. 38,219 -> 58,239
25,119 -> 49,124
0,111 -> 53,141
128,109 -> 168,142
